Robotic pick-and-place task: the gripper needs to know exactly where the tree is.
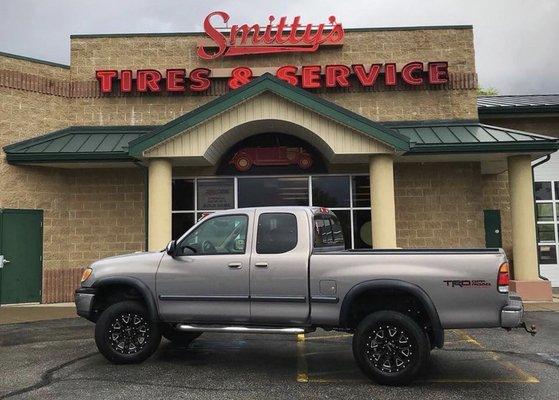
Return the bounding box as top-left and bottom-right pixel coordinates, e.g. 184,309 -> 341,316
478,87 -> 499,96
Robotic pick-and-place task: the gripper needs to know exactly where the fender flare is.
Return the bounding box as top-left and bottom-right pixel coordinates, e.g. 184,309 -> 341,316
339,279 -> 444,348
92,276 -> 159,322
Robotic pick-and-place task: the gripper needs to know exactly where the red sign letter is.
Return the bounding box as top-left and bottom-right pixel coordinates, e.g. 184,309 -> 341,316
166,69 -> 186,92
120,70 -> 133,93
428,62 -> 449,84
96,70 -> 118,93
352,64 -> 381,87
301,65 -> 322,89
401,62 -> 424,85
276,65 -> 299,86
197,11 -> 229,60
189,68 -> 211,92
325,65 -> 351,88
137,70 -> 162,92
384,63 -> 397,86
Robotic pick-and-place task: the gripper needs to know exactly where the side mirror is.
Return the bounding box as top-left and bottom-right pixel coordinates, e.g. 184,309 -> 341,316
166,240 -> 177,256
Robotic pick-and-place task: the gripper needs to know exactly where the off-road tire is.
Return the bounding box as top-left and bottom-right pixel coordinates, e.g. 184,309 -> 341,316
352,311 -> 430,385
95,300 -> 161,364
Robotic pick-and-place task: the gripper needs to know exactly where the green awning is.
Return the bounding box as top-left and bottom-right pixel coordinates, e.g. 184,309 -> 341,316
391,122 -> 559,154
3,126 -> 155,163
3,121 -> 558,165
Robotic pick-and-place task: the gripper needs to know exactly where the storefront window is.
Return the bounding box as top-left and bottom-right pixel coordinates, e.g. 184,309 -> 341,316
238,177 -> 308,207
537,203 -> 554,222
197,178 -> 234,210
172,179 -> 194,210
353,209 -> 372,249
172,212 -> 195,240
312,176 -> 350,207
537,224 -> 556,242
534,181 -> 552,200
172,174 -> 371,250
331,210 -> 351,249
352,175 -> 371,207
535,180 -> 559,269
539,245 -> 557,264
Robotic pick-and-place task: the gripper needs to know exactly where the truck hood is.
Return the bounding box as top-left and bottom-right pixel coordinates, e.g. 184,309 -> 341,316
83,251 -> 165,286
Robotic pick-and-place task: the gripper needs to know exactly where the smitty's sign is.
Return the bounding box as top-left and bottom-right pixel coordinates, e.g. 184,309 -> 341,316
197,11 -> 344,59
95,11 -> 449,94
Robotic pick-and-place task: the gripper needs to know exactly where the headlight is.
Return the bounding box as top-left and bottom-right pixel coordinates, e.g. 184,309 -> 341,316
81,268 -> 93,283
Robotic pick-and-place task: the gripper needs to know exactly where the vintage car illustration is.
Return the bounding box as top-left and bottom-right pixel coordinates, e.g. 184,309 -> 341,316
229,146 -> 313,171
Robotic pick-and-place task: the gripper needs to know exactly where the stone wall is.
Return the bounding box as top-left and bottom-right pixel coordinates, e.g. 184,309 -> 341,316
480,116 -> 559,138
395,162 -> 485,248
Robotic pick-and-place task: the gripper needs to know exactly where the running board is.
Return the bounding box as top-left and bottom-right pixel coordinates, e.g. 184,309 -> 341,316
176,324 -> 306,334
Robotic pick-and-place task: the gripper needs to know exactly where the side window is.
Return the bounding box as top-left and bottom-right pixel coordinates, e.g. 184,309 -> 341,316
177,214 -> 248,255
256,213 -> 298,254
314,214 -> 345,248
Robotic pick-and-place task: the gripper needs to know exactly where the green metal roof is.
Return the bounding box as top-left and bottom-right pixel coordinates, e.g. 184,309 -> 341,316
390,122 -> 559,154
3,126 -> 155,163
4,119 -> 559,166
128,73 -> 411,156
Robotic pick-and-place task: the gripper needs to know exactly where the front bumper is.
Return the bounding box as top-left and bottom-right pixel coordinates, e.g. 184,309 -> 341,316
75,287 -> 96,321
500,292 -> 524,328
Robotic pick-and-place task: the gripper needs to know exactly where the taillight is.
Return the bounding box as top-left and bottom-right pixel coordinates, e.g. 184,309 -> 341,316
497,262 -> 509,293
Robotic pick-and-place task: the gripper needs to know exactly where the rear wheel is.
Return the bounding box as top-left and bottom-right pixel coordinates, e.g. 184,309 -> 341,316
161,325 -> 202,347
352,311 -> 429,385
94,300 -> 161,364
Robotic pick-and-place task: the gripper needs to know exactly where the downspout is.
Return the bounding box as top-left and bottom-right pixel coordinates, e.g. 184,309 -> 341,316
531,155 -> 551,280
134,161 -> 149,251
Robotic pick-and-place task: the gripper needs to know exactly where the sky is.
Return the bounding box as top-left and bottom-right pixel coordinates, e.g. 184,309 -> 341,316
0,0 -> 557,95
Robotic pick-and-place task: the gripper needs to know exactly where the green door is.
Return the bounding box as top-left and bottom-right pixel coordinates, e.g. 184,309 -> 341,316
483,209 -> 502,248
0,209 -> 43,304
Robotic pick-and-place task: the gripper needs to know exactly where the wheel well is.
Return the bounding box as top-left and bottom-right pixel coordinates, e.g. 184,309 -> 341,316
91,284 -> 147,321
344,288 -> 436,345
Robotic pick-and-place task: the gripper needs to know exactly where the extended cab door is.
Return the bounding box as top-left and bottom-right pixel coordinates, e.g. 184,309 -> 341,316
249,209 -> 310,325
156,212 -> 253,323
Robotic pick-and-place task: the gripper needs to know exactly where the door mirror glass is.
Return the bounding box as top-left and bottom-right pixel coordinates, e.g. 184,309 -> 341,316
166,240 -> 176,256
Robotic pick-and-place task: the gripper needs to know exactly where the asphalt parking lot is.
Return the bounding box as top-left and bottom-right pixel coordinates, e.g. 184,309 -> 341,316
0,311 -> 558,399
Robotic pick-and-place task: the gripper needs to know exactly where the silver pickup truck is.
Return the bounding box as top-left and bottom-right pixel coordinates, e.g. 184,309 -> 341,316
75,206 -> 527,385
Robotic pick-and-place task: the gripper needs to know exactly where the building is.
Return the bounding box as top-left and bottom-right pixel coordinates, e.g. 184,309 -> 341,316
478,94 -> 559,287
0,12 -> 557,304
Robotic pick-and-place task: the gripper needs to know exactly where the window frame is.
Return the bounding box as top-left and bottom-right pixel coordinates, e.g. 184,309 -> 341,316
171,174 -> 373,250
255,212 -> 299,255
176,213 -> 249,256
535,180 -> 559,267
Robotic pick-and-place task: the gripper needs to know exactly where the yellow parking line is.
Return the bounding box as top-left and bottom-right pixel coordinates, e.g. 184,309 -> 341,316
456,330 -> 539,383
296,333 -> 309,382
304,333 -> 353,341
296,329 -> 539,384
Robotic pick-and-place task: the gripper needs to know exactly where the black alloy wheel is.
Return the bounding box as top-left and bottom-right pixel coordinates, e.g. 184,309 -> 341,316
107,312 -> 150,355
95,300 -> 161,364
352,311 -> 429,385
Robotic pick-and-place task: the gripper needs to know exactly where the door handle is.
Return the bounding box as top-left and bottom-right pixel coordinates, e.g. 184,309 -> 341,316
254,262 -> 268,268
0,256 -> 9,269
228,262 -> 242,269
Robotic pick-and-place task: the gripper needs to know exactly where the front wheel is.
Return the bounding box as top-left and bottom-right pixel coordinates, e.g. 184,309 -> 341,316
94,300 -> 161,364
352,311 -> 429,385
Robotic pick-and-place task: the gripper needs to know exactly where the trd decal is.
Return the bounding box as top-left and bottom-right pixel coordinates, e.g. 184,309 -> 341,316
443,280 -> 491,288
